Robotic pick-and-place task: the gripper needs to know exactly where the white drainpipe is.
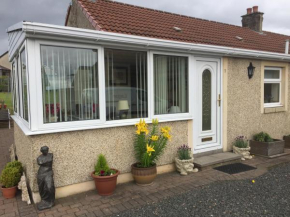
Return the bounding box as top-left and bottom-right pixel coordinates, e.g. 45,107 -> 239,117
286,39 -> 289,55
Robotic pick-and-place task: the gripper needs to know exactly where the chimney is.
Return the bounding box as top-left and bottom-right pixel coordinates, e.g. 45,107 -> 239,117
242,6 -> 264,32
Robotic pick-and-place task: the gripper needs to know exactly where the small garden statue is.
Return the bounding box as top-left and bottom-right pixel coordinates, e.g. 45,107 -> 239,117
175,144 -> 198,175
232,136 -> 252,160
37,146 -> 55,211
18,173 -> 31,205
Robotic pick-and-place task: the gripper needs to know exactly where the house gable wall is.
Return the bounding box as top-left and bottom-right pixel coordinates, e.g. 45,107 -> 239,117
66,0 -> 94,30
224,57 -> 290,150
0,52 -> 11,70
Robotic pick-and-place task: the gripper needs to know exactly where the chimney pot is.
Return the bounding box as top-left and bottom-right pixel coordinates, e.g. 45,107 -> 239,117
253,6 -> 258,13
242,6 -> 264,32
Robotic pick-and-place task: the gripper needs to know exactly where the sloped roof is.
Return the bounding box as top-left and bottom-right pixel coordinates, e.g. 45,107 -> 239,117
71,0 -> 290,54
0,65 -> 10,71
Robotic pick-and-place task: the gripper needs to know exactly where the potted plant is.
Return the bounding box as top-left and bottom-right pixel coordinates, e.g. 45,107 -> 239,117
283,134 -> 290,149
91,154 -> 119,196
175,144 -> 198,175
131,119 -> 171,186
0,161 -> 23,199
250,132 -> 285,157
232,136 -> 252,160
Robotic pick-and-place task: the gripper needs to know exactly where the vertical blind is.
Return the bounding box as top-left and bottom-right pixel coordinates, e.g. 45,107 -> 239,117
105,49 -> 147,121
154,55 -> 188,115
41,46 -> 99,123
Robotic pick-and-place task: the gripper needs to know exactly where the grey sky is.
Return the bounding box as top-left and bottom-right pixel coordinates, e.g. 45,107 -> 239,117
1,0 -> 290,56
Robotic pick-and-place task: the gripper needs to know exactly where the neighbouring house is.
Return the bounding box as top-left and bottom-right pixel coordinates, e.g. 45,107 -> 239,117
7,0 -> 290,202
0,51 -> 11,92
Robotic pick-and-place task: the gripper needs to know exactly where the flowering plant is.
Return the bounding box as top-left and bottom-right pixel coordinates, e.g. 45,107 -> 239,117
177,144 -> 192,160
45,103 -> 60,116
233,136 -> 248,148
134,119 -> 171,168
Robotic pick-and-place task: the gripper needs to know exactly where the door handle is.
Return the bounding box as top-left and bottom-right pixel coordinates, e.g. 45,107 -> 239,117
217,94 -> 221,107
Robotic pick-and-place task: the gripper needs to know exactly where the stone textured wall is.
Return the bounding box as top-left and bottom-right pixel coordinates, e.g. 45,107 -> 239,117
226,58 -> 290,149
14,125 -> 34,190
66,0 -> 95,30
14,121 -> 188,192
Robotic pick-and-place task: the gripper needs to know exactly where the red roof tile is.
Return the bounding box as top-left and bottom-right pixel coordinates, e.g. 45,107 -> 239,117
75,0 -> 290,54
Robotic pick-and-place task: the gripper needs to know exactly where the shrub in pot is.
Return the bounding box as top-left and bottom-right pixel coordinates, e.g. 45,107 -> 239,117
232,136 -> 252,160
131,119 -> 171,186
0,161 -> 23,199
175,144 -> 198,175
91,154 -> 119,196
250,132 -> 285,157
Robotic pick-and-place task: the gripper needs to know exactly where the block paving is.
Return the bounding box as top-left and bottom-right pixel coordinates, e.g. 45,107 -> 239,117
1,126 -> 290,217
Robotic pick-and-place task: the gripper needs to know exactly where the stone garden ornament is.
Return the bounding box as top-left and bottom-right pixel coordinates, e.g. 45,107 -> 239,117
175,145 -> 198,176
18,173 -> 31,205
233,146 -> 253,160
37,146 -> 55,211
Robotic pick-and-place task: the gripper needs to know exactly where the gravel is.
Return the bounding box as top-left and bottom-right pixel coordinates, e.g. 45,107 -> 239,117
112,163 -> 290,217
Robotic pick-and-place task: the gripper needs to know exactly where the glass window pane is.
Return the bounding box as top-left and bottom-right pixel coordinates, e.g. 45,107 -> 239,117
41,46 -> 99,123
202,69 -> 211,131
265,69 -> 280,79
12,63 -> 17,114
20,50 -> 28,122
154,54 -> 188,115
104,49 -> 148,120
264,83 -> 280,103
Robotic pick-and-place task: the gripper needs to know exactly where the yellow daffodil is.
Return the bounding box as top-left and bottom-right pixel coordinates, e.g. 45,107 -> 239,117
163,132 -> 172,140
135,119 -> 149,135
252,180 -> 255,184
152,118 -> 159,126
151,135 -> 159,141
161,126 -> 171,133
146,144 -> 155,156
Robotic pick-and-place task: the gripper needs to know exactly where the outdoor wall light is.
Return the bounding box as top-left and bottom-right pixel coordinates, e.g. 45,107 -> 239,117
247,62 -> 255,79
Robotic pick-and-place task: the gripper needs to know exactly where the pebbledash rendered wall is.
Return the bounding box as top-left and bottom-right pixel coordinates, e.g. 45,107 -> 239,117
224,57 -> 290,150
14,121 -> 189,199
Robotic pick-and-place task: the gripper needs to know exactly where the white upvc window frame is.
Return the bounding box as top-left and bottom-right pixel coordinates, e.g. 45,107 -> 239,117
33,40 -> 105,131
11,59 -> 18,116
264,67 -> 282,108
15,40 -> 194,134
15,42 -> 30,128
149,50 -> 193,121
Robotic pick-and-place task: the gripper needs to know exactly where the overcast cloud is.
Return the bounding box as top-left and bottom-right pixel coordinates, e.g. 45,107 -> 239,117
1,0 -> 290,56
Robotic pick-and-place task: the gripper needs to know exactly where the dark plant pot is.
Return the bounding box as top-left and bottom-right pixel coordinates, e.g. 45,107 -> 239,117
283,136 -> 290,149
131,163 -> 157,186
91,169 -> 119,196
250,139 -> 285,157
1,186 -> 17,199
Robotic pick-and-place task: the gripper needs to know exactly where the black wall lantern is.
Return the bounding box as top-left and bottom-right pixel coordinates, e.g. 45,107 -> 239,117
247,62 -> 255,79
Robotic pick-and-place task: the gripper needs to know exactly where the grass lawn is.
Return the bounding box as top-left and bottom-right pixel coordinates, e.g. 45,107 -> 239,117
0,92 -> 13,114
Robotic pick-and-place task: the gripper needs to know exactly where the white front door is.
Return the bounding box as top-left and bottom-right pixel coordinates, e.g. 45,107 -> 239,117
194,58 -> 222,153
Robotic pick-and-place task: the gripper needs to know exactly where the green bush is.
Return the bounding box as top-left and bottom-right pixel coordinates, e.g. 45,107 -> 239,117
5,161 -> 23,174
253,132 -> 273,142
0,167 -> 21,188
233,136 -> 248,148
94,154 -> 114,176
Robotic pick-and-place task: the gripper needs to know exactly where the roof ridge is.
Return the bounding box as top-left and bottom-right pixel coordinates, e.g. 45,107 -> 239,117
83,0 -> 249,30
77,0 -> 103,30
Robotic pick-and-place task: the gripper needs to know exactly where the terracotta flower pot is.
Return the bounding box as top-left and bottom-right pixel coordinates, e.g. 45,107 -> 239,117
131,163 -> 157,186
91,169 -> 119,196
1,186 -> 17,199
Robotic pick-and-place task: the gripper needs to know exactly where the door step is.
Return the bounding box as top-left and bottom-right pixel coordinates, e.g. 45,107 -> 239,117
193,152 -> 241,170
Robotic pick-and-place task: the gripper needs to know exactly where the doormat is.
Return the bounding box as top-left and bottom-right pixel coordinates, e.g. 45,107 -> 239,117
214,163 -> 256,175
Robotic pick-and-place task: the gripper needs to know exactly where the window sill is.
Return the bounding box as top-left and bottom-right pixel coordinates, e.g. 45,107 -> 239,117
264,106 -> 286,114
12,115 -> 193,136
